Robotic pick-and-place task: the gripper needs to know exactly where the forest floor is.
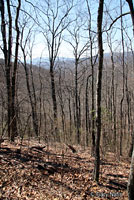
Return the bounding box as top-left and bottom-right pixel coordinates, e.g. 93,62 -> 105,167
0,139 -> 130,200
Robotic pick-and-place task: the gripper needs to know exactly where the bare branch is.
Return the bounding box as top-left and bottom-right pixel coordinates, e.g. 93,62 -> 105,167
107,12 -> 130,32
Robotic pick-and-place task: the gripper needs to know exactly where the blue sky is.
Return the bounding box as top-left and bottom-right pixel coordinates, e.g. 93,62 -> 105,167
0,0 -> 133,60
29,0 -> 133,59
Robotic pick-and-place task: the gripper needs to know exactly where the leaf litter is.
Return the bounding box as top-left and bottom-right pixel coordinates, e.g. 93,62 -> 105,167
0,140 -> 129,199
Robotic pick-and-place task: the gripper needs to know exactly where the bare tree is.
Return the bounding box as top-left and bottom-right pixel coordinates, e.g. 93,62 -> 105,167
94,0 -> 104,182
20,20 -> 39,137
85,74 -> 91,146
57,66 -> 67,141
106,31 -> 117,152
125,0 -> 134,199
86,0 -> 97,154
40,0 -> 73,141
119,0 -> 125,156
0,0 -> 21,141
66,16 -> 89,144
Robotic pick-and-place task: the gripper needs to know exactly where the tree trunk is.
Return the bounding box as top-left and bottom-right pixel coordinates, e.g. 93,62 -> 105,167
120,0 -> 125,156
126,0 -> 134,34
91,48 -> 96,156
125,0 -> 134,198
68,95 -> 72,142
94,0 -> 104,183
85,74 -> 91,146
128,147 -> 134,200
21,51 -> 39,137
50,61 -> 58,140
10,0 -> 21,141
0,0 -> 21,141
75,58 -> 80,144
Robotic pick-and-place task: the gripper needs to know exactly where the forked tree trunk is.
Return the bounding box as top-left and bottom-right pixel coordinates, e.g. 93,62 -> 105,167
0,0 -> 21,141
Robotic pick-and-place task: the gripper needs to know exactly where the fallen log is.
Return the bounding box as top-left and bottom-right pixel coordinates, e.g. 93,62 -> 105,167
66,144 -> 77,153
31,145 -> 46,151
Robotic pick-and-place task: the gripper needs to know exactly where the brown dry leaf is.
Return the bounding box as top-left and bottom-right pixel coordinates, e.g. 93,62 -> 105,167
0,140 -> 129,199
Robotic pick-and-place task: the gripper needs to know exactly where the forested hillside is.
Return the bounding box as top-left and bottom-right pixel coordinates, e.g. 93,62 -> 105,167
0,0 -> 134,199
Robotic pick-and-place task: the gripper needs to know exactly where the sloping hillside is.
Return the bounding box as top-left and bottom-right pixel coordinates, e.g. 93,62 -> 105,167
0,139 -> 129,199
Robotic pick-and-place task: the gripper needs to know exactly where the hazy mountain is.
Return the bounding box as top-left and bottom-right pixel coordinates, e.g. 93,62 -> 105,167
31,57 -> 74,68
31,52 -> 133,68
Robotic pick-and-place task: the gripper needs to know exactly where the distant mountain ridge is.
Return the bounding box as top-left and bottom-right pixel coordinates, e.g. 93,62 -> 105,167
31,57 -> 74,67
0,51 -> 133,69
31,51 -> 133,68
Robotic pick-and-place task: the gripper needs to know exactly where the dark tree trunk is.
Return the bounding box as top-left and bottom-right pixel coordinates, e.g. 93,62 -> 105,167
85,74 -> 91,146
75,59 -> 80,144
125,0 -> 134,199
50,66 -> 57,121
58,69 -> 66,141
10,0 -> 21,141
128,147 -> 134,200
126,0 -> 134,34
68,96 -> 72,141
21,50 -> 39,137
94,0 -> 104,183
0,0 -> 21,141
50,60 -> 58,140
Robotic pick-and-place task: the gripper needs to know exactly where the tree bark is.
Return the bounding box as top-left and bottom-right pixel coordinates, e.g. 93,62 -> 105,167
75,58 -> 80,144
128,147 -> 134,200
0,0 -> 21,141
125,0 -> 134,199
11,0 -> 21,141
21,48 -> 39,137
85,74 -> 91,146
94,0 -> 104,183
126,0 -> 134,34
